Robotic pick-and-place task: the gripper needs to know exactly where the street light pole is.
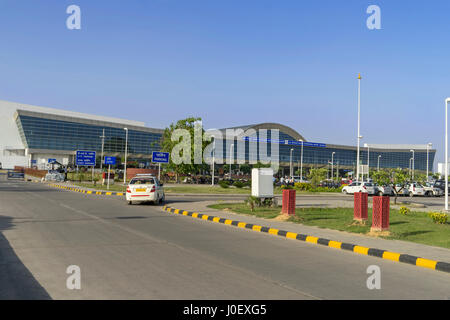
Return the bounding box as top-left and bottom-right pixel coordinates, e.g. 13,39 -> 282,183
410,149 -> 415,180
427,142 -> 432,180
377,155 -> 381,171
123,128 -> 128,184
212,139 -> 215,186
300,140 -> 304,182
445,98 -> 450,211
100,128 -> 105,170
289,148 -> 294,179
229,143 -> 234,179
356,73 -> 362,181
331,152 -> 335,181
409,158 -> 412,179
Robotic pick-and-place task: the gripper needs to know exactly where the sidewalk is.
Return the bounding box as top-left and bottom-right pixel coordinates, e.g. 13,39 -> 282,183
164,200 -> 450,264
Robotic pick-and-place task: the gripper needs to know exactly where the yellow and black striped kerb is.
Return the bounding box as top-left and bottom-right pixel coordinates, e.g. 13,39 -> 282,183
47,183 -> 125,197
162,206 -> 450,274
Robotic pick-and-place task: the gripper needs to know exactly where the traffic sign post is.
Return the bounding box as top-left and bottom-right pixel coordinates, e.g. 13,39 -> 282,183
152,152 -> 169,181
76,151 -> 96,183
104,157 -> 116,190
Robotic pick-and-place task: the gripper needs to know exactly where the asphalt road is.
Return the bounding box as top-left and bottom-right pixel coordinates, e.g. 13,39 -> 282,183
0,180 -> 449,299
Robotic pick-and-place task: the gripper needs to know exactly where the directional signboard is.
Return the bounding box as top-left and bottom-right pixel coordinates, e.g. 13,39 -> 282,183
152,152 -> 169,163
104,156 -> 116,165
76,150 -> 96,166
48,158 -> 57,164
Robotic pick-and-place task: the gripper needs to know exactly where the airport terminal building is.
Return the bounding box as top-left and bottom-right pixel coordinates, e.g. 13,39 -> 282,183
0,100 -> 436,175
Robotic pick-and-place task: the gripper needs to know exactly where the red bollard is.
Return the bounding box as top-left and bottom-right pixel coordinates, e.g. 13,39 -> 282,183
371,196 -> 390,231
282,189 -> 296,215
354,192 -> 368,221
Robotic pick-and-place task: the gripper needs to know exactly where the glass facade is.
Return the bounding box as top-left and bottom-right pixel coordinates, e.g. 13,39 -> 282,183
218,129 -> 435,171
16,115 -> 162,156
14,113 -> 435,172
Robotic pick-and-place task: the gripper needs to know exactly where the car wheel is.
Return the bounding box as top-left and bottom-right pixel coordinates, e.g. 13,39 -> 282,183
127,201 -> 132,205
409,192 -> 414,197
343,190 -> 347,195
378,191 -> 383,196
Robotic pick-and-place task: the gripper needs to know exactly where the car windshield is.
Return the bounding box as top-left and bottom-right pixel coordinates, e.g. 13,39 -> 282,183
130,178 -> 155,185
364,183 -> 373,186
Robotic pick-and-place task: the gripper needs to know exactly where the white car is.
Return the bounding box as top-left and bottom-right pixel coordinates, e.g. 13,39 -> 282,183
407,183 -> 425,197
374,184 -> 393,196
393,184 -> 408,196
423,183 -> 444,197
126,174 -> 165,205
342,182 -> 375,195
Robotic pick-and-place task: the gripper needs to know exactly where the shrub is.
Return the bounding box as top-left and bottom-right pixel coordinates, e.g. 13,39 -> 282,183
219,180 -> 230,188
281,184 -> 293,189
399,206 -> 410,215
428,212 -> 448,224
233,181 -> 244,188
294,182 -> 312,191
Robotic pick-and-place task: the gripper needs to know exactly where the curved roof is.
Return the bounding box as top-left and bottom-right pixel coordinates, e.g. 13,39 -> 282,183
221,122 -> 307,142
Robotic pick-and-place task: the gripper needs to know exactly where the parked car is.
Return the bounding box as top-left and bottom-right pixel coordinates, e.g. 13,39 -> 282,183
406,183 -> 425,197
374,184 -> 393,196
393,184 -> 409,196
342,181 -> 375,195
126,174 -> 165,205
423,182 -> 444,197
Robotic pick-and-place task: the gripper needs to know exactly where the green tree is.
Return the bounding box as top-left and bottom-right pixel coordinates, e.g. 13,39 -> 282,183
389,168 -> 410,204
160,117 -> 209,182
239,164 -> 251,175
371,169 -> 390,186
308,168 -> 327,188
414,173 -> 427,185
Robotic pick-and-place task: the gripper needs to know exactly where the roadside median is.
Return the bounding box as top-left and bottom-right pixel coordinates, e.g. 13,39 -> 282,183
161,200 -> 450,274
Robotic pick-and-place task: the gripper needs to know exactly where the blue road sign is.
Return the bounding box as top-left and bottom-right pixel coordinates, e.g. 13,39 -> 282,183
48,158 -> 57,164
104,156 -> 116,165
152,152 -> 170,163
31,160 -> 37,164
76,150 -> 96,166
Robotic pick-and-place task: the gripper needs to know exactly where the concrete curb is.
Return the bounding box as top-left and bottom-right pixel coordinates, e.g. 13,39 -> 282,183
162,205 -> 450,274
47,183 -> 125,196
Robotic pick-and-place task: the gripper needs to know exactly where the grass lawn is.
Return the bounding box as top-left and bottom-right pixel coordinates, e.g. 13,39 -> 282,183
207,203 -> 450,249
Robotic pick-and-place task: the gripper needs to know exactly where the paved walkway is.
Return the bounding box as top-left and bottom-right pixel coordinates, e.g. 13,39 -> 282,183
165,200 -> 450,263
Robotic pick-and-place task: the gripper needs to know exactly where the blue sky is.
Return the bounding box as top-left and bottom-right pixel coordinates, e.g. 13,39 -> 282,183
0,0 -> 449,167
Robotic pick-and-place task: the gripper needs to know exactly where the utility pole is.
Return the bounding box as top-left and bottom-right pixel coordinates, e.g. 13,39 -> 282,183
100,129 -> 106,170
356,73 -> 362,181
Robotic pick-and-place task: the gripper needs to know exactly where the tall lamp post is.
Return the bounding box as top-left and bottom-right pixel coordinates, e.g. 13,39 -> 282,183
445,98 -> 450,211
410,149 -> 415,180
377,155 -> 381,171
409,158 -> 413,179
290,148 -> 294,178
331,152 -> 335,181
229,143 -> 234,179
211,139 -> 215,186
100,128 -> 105,170
299,139 -> 304,181
356,73 -> 362,181
123,128 -> 128,184
426,142 -> 432,181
